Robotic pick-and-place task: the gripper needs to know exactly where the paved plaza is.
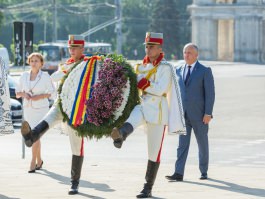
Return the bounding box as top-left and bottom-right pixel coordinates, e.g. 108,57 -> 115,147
0,61 -> 265,199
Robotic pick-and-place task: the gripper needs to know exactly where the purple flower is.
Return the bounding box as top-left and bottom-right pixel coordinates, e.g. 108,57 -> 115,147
85,57 -> 128,126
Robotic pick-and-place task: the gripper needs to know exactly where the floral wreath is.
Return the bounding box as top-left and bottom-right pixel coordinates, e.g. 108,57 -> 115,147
58,54 -> 139,139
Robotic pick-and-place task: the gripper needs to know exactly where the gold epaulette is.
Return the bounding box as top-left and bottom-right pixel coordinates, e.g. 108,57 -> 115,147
135,63 -> 141,74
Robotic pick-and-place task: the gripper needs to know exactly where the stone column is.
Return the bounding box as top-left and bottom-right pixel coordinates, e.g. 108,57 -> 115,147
234,16 -> 261,62
262,20 -> 265,62
217,19 -> 234,61
191,16 -> 217,60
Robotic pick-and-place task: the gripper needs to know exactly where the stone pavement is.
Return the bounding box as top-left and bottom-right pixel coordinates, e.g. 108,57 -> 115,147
1,61 -> 265,199
0,129 -> 265,199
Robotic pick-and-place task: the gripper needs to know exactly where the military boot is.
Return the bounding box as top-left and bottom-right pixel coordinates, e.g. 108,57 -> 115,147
110,122 -> 133,148
21,120 -> 49,147
136,160 -> 160,198
68,155 -> 84,195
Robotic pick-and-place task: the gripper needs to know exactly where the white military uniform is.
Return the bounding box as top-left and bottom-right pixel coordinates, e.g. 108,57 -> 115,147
43,60 -> 84,156
126,58 -> 172,162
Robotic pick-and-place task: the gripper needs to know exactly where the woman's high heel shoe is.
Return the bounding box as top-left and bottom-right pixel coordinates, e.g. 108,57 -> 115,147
36,161 -> 43,170
28,169 -> 35,173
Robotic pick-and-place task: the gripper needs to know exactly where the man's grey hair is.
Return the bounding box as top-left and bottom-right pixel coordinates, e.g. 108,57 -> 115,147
184,43 -> 198,52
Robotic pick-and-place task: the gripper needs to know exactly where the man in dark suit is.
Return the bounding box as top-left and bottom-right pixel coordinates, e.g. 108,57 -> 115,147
166,43 -> 215,181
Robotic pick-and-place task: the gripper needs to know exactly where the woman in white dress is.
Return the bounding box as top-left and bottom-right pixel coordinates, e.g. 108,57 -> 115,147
0,56 -> 14,135
16,53 -> 56,173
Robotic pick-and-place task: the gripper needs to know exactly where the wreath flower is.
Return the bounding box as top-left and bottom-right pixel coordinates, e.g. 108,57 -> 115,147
58,54 -> 139,139
86,57 -> 129,126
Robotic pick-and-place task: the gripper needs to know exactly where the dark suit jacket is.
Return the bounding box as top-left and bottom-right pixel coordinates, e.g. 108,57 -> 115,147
176,61 -> 215,121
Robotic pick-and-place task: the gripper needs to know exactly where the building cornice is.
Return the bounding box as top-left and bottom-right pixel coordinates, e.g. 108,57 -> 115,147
188,4 -> 265,19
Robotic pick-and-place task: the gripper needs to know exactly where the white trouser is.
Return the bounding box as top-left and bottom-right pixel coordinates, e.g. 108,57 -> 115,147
43,102 -> 63,128
64,124 -> 84,156
43,101 -> 84,156
126,105 -> 166,162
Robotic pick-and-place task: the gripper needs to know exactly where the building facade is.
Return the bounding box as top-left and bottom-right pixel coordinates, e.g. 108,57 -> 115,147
188,0 -> 265,63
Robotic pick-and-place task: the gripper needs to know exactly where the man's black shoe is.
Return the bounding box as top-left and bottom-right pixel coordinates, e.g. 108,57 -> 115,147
165,173 -> 183,181
200,173 -> 208,180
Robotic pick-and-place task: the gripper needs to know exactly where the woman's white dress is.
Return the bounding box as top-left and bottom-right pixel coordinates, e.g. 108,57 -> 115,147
16,70 -> 56,128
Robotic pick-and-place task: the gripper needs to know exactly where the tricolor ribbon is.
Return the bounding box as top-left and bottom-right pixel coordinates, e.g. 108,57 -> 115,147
69,56 -> 101,127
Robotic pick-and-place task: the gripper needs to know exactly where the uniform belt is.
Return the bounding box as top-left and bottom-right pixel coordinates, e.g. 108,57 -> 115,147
142,91 -> 167,97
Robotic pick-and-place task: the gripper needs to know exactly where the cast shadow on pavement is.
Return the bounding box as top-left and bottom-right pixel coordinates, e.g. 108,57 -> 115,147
148,196 -> 166,199
38,169 -> 115,193
73,192 -> 106,199
36,169 -> 166,199
183,178 -> 265,197
0,194 -> 20,199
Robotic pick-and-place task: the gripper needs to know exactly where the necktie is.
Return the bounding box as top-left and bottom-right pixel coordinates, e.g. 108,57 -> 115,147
185,65 -> 191,85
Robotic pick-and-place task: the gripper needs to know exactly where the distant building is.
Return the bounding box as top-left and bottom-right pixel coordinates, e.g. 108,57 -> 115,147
188,0 -> 265,63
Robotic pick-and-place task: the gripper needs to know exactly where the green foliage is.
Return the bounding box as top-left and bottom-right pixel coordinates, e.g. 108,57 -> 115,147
149,0 -> 180,59
122,0 -> 153,60
147,0 -> 192,60
0,0 -> 192,62
0,12 -> 3,31
9,42 -> 37,63
10,43 -> 14,61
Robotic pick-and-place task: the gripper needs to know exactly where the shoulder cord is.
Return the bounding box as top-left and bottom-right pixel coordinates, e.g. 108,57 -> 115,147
136,64 -> 158,80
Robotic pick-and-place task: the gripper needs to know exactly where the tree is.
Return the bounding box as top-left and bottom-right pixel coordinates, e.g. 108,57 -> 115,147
149,0 -> 180,60
55,0 -> 117,48
0,12 -> 3,31
0,9 -> 4,30
0,0 -> 193,61
122,0 -> 153,60
176,0 -> 193,58
0,0 -> 6,31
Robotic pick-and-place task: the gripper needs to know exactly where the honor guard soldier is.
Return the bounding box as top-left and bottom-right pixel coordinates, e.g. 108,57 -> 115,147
21,35 -> 89,195
111,32 -> 173,198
